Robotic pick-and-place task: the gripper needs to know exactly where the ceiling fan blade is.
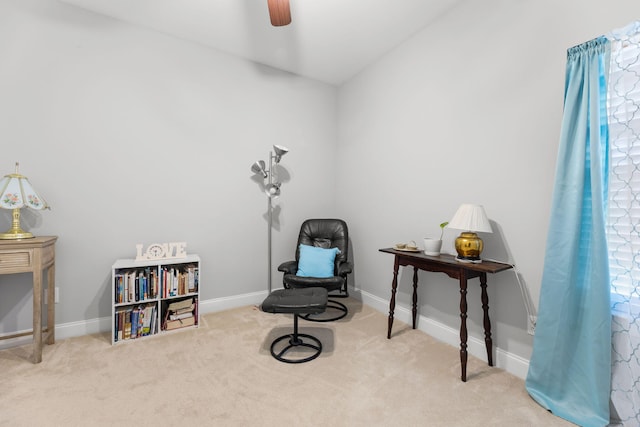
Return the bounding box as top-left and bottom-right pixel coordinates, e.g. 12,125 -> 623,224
267,0 -> 291,27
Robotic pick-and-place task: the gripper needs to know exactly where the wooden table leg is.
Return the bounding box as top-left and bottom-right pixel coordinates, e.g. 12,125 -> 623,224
387,256 -> 400,339
32,268 -> 43,364
480,272 -> 493,366
46,264 -> 56,345
411,267 -> 418,329
459,275 -> 468,382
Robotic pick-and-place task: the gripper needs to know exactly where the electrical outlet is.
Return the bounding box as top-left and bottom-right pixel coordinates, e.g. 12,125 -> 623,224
527,315 -> 537,335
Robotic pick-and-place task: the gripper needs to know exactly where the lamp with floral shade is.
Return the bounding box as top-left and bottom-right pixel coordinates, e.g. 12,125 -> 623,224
0,162 -> 50,239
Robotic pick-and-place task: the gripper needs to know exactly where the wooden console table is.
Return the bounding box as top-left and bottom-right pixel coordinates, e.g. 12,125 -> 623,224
379,248 -> 512,382
0,236 -> 58,363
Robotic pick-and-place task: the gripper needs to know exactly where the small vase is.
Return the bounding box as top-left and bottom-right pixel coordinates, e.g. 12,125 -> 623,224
423,238 -> 442,256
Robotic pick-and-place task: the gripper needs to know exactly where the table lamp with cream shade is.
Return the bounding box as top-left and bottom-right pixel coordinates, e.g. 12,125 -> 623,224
0,162 -> 50,239
447,204 -> 492,263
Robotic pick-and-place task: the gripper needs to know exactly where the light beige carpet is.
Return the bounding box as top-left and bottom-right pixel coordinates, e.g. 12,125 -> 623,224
0,298 -> 572,426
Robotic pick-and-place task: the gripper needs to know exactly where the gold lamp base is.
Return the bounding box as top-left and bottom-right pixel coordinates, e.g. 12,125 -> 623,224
0,230 -> 34,239
0,208 -> 35,240
454,232 -> 483,262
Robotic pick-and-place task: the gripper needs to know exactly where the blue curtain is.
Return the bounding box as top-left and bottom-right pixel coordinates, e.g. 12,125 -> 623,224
525,37 -> 612,427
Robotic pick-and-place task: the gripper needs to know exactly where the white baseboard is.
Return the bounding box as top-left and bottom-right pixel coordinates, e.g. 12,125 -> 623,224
198,290 -> 268,314
0,316 -> 110,351
355,289 -> 530,380
0,288 -> 530,379
0,291 -> 269,351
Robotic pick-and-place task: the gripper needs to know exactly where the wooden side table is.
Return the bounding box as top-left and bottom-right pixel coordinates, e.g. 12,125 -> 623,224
379,248 -> 512,382
0,236 -> 58,363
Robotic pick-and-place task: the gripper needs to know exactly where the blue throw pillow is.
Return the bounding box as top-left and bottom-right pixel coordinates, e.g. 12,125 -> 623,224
296,244 -> 340,278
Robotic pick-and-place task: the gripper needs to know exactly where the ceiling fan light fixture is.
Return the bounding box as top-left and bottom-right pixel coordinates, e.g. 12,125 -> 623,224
267,0 -> 291,27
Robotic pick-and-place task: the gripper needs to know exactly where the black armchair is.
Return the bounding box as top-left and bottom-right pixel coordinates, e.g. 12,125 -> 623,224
278,218 -> 352,321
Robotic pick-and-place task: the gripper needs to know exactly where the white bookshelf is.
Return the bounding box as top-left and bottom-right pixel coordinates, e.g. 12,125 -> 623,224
111,254 -> 200,344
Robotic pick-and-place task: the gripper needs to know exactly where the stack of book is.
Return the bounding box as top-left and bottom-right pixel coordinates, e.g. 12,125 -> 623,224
163,297 -> 197,331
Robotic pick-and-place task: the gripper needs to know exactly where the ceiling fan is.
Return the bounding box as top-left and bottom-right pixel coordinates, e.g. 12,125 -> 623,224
267,0 -> 292,27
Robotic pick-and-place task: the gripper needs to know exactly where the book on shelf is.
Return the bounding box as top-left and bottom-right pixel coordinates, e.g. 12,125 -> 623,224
173,304 -> 194,314
169,311 -> 193,321
115,274 -> 123,303
165,315 -> 195,330
123,311 -> 132,340
187,266 -> 197,292
167,298 -> 194,312
141,305 -> 155,335
131,309 -> 139,338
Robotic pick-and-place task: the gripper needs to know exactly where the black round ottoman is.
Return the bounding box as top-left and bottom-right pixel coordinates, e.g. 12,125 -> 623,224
261,287 -> 328,363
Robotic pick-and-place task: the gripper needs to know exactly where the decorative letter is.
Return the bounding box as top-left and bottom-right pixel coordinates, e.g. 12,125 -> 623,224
135,242 -> 189,261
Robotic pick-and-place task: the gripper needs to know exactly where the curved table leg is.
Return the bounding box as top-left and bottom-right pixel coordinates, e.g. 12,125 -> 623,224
480,272 -> 493,366
459,275 -> 468,382
412,267 -> 418,329
387,256 -> 400,339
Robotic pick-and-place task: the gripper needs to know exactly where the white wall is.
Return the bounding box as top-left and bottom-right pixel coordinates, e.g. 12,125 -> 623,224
0,0 -> 338,332
337,0 -> 640,363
